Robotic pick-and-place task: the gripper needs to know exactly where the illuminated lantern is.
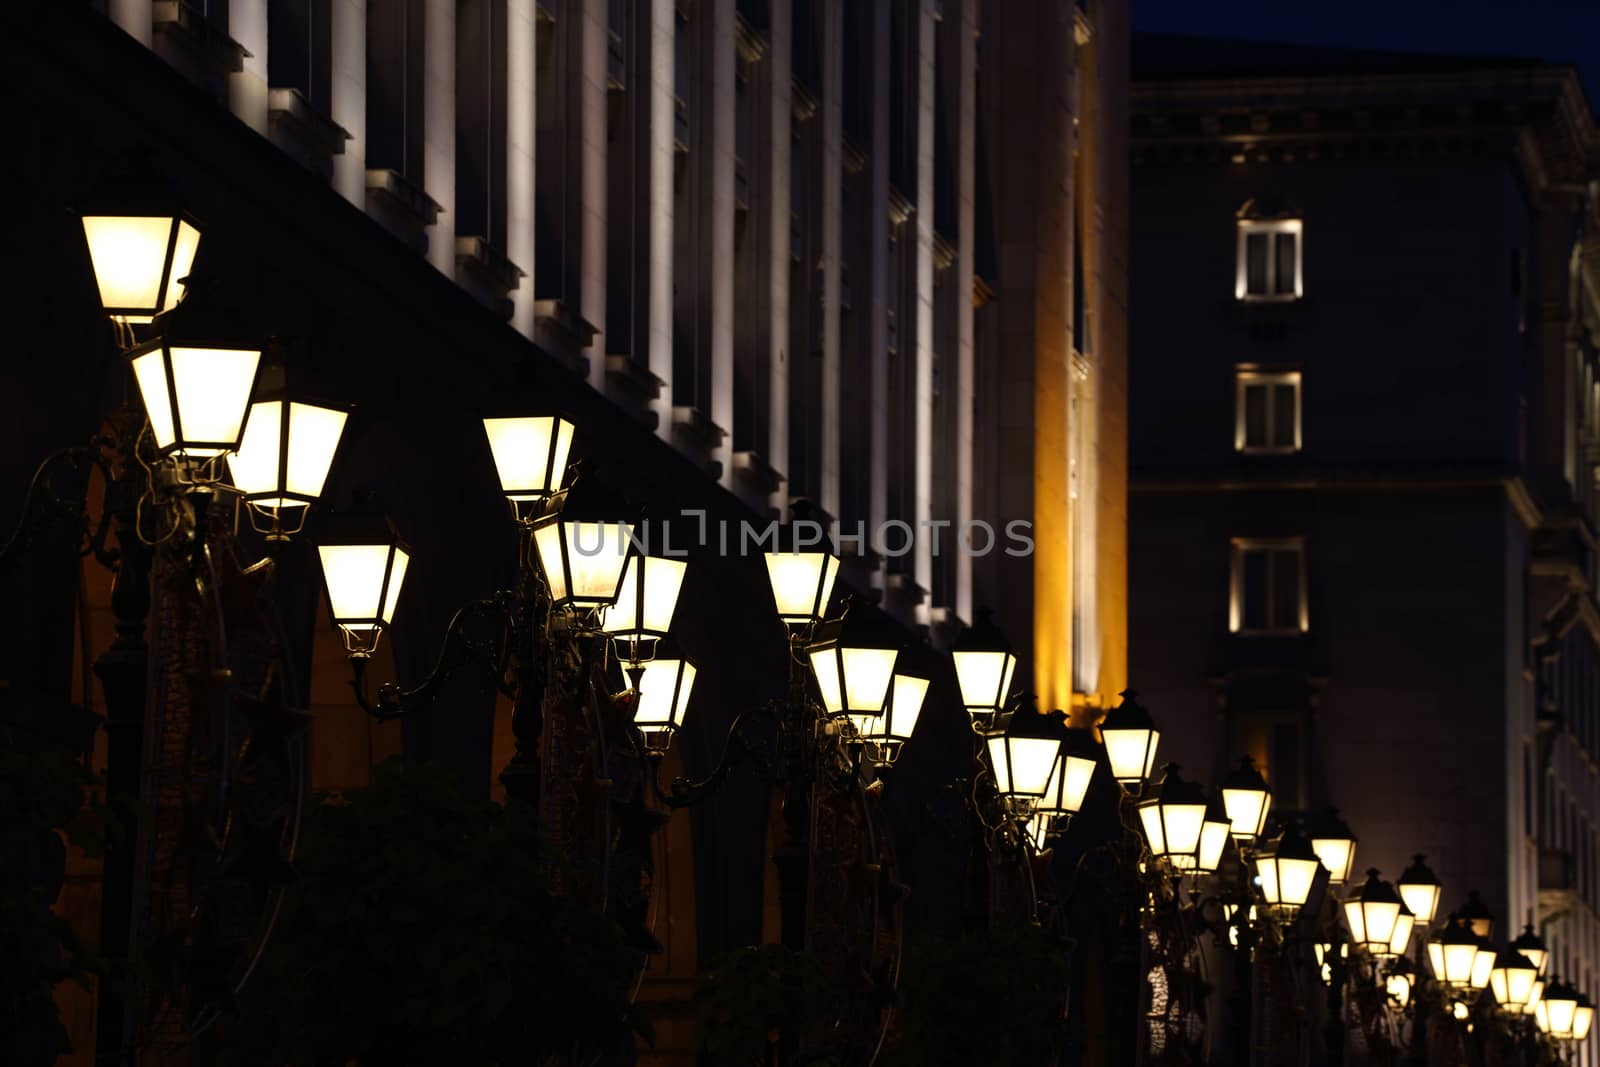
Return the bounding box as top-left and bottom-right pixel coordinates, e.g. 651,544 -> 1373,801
1138,765 -> 1208,869
849,671 -> 929,764
126,299 -> 262,462
1343,870 -> 1403,956
1543,979 -> 1580,1039
1036,727 -> 1098,823
531,487 -> 634,613
602,554 -> 688,661
1488,951 -> 1540,1013
951,609 -> 1017,731
1387,903 -> 1416,960
1307,808 -> 1357,886
1575,994 -> 1594,1041
1221,755 -> 1272,846
1427,917 -> 1482,990
1397,854 -> 1443,926
1470,937 -> 1495,992
227,367 -> 350,538
1193,794 -> 1232,876
316,511 -> 411,657
763,501 -> 840,628
82,210 -> 201,324
1511,922 -> 1548,975
807,612 -> 899,717
1098,691 -> 1160,793
1255,828 -> 1322,915
986,731 -> 1063,809
631,657 -> 696,752
482,415 -> 575,519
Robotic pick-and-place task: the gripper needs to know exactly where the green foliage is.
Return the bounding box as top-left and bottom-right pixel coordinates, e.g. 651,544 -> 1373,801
877,926 -> 1071,1067
694,944 -> 848,1066
226,758 -> 647,1065
0,722 -> 112,1067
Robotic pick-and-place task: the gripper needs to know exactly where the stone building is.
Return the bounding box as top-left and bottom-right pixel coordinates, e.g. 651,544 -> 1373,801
1129,32 -> 1600,1049
3,0 -> 1127,1061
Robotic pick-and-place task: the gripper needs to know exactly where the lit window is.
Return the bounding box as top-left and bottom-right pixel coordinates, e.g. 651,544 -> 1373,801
1236,218 -> 1302,301
1229,538 -> 1307,635
1234,368 -> 1301,454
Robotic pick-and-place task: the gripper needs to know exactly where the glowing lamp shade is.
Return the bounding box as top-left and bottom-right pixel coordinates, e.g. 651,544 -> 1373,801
631,658 -> 696,752
1511,923 -> 1548,975
1037,729 -> 1098,819
1525,980 -> 1545,1018
1489,952 -> 1541,1012
1137,765 -> 1208,869
1308,809 -> 1357,886
82,214 -> 201,323
1543,980 -> 1580,1038
1575,995 -> 1594,1041
1427,919 -> 1483,990
602,555 -> 688,659
986,733 -> 1062,803
1255,829 -> 1322,913
1221,755 -> 1272,845
1398,854 -> 1443,926
1388,905 -> 1416,959
806,616 -> 899,717
1193,795 -> 1232,876
951,610 -> 1017,728
1342,870 -> 1402,956
1470,940 -> 1496,991
531,492 -> 634,612
849,671 -> 929,763
128,341 -> 261,460
764,552 -> 840,627
483,416 -> 575,511
227,378 -> 349,539
316,514 -> 410,657
1099,691 -> 1161,793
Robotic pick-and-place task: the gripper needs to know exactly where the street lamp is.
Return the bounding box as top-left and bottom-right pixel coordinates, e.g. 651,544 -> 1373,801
1397,853 -> 1442,925
806,611 -> 900,718
1575,993 -> 1594,1041
1138,765 -> 1208,869
1541,978 -> 1580,1039
631,657 -> 696,753
602,554 -> 688,662
1488,950 -> 1540,1013
82,211 -> 201,324
1343,869 -> 1403,956
951,609 -> 1017,732
1254,827 -> 1322,917
226,367 -> 350,539
1220,755 -> 1272,846
1193,794 -> 1232,876
1427,917 -> 1481,990
985,731 -> 1062,814
763,502 -> 840,628
849,670 -> 928,765
126,300 -> 263,466
530,489 -> 634,615
1469,936 -> 1495,992
1387,902 -> 1415,959
1035,727 -> 1098,824
1098,690 -> 1160,794
482,415 -> 575,520
1510,921 -> 1548,975
316,511 -> 411,656
1307,808 -> 1357,887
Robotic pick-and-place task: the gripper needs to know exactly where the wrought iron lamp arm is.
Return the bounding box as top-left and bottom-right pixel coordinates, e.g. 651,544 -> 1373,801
646,699 -> 785,809
347,595 -> 519,720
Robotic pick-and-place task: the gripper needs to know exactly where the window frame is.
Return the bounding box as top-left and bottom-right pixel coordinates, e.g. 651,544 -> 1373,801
1235,218 -> 1303,302
1234,367 -> 1302,455
1229,537 -> 1308,636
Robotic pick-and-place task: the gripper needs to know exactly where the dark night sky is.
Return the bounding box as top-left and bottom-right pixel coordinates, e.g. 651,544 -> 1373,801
1132,0 -> 1600,106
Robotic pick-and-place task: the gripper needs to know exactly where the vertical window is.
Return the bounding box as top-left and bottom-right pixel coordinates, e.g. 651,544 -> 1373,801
1230,538 -> 1307,635
674,7 -> 690,150
608,0 -> 626,88
1236,218 -> 1302,301
1235,368 -> 1302,454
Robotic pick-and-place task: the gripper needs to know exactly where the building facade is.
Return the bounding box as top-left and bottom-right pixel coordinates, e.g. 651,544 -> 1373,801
5,0 -> 1127,1061
1129,32 -> 1600,1050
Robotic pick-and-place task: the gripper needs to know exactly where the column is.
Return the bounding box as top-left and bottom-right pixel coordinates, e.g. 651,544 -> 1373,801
647,0 -> 677,433
953,0 -> 976,622
580,0 -> 609,388
228,0 -> 270,132
709,0 -> 737,481
819,0 -> 842,519
508,0 -> 539,337
424,0 -> 456,278
912,0 -> 936,618
866,0 -> 889,551
331,0 -> 368,206
766,0 -> 793,511
110,0 -> 152,47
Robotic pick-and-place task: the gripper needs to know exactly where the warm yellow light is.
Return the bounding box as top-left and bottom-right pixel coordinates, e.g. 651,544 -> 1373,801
1311,836 -> 1356,886
953,649 -> 1017,715
602,554 -> 688,654
1038,751 -> 1097,816
1470,944 -> 1495,991
632,658 -> 696,749
764,551 -> 840,626
1489,953 -> 1540,1012
132,345 -> 262,458
228,399 -> 349,509
1221,756 -> 1272,843
986,734 -> 1061,799
483,416 -> 574,502
533,519 -> 634,610
317,542 -> 409,656
1574,1001 -> 1593,1041
1398,877 -> 1442,927
1387,973 -> 1413,1009
1387,909 -> 1415,958
82,215 -> 199,322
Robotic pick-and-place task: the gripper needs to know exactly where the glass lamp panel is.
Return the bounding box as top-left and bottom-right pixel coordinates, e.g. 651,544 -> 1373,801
1103,728 -> 1156,785
603,555 -> 688,638
1522,947 -> 1548,975
319,544 -> 394,621
131,350 -> 177,449
563,521 -> 633,604
1537,1001 -> 1551,1033
1161,802 -> 1207,859
1255,854 -> 1281,905
1196,818 -> 1230,874
1548,996 -> 1578,1037
1311,838 -> 1356,885
634,659 -> 695,730
227,401 -> 284,499
482,416 -> 574,499
82,216 -> 175,317
840,647 -> 897,714
533,524 -> 568,602
1470,947 -> 1495,991
809,648 -> 844,713
1526,981 -> 1545,1016
168,347 -> 261,455
162,220 -> 200,314
1025,813 -> 1053,849
1042,754 -> 1096,815
1343,899 -> 1367,946
1427,941 -> 1446,981
1388,912 -> 1415,957
1278,856 -> 1320,907
1362,901 -> 1402,949
1507,965 -> 1538,1009
1444,942 -> 1480,987
884,674 -> 929,741
1006,737 -> 1062,797
1223,786 -> 1270,842
381,550 -> 409,623
953,649 -> 1014,711
1574,1004 -> 1593,1040
284,403 -> 348,498
764,552 -> 839,624
1138,803 -> 1166,857
1398,882 -> 1441,926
